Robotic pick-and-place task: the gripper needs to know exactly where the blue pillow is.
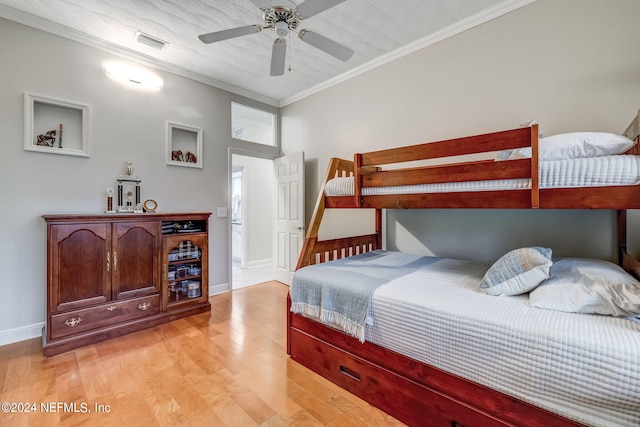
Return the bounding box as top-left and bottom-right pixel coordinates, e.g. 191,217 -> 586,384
481,247 -> 552,296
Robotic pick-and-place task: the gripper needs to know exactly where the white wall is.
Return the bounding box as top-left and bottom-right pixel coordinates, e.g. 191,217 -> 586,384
281,0 -> 640,263
0,18 -> 279,345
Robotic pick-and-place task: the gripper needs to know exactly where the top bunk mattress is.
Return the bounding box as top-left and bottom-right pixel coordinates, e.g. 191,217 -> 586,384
290,250 -> 640,427
324,155 -> 640,196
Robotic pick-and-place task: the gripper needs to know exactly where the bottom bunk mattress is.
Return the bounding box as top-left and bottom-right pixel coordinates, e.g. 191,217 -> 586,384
290,250 -> 640,427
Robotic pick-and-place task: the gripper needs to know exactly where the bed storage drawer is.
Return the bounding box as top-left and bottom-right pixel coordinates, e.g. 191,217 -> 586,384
290,328 -> 508,427
50,295 -> 160,339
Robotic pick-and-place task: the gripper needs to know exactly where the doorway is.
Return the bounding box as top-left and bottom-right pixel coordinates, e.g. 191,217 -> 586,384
230,153 -> 274,289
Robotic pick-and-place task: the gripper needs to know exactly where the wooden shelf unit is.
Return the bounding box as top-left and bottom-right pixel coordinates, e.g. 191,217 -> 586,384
42,212 -> 211,356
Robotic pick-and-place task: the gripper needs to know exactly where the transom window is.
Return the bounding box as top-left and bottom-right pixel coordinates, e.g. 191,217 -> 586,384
231,102 -> 276,147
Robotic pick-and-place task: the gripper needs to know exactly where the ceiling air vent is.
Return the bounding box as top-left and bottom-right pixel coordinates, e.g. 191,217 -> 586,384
134,31 -> 168,50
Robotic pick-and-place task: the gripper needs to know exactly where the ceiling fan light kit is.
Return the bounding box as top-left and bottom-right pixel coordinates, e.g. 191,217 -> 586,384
198,0 -> 353,76
274,21 -> 289,37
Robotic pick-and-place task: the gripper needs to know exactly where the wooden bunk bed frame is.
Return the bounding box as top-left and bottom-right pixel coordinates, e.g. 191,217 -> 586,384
287,121 -> 640,426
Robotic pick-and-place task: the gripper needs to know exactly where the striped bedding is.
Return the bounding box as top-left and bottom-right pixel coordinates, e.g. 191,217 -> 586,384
324,155 -> 640,196
293,251 -> 640,427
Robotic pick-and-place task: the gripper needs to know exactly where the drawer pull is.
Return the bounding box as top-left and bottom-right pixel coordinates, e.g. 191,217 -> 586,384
138,302 -> 151,311
107,306 -> 116,311
64,317 -> 82,328
339,365 -> 361,382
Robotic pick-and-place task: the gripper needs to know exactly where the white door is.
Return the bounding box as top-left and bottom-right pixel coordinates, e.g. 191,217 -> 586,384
272,152 -> 304,284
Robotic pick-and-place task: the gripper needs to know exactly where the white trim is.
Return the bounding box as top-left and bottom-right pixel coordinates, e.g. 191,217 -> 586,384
247,258 -> 272,269
209,282 -> 230,296
0,4 -> 279,107
0,0 -> 534,107
0,322 -> 44,346
280,0 -> 536,106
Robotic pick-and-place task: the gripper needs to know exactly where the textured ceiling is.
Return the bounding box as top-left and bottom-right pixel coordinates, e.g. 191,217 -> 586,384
0,0 -> 530,105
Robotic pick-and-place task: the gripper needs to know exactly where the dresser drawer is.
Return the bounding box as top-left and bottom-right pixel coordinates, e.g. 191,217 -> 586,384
50,295 -> 159,339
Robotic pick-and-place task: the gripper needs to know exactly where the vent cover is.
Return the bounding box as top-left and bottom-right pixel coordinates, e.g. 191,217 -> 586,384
134,31 -> 168,50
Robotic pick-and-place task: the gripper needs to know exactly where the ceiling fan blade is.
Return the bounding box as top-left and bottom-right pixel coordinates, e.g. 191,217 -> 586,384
270,38 -> 287,76
296,0 -> 345,18
248,0 -> 271,10
198,25 -> 261,44
298,29 -> 353,61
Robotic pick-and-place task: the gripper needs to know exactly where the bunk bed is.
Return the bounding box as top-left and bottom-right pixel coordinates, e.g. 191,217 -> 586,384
287,117 -> 640,427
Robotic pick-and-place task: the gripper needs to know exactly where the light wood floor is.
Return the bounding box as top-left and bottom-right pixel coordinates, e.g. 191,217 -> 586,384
0,281 -> 405,426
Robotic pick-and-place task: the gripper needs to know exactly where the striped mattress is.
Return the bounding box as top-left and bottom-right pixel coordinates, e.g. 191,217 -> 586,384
324,155 -> 640,196
295,252 -> 640,427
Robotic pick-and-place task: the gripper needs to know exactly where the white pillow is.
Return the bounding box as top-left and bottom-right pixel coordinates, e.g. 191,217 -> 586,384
529,258 -> 640,317
480,247 -> 553,296
501,132 -> 636,161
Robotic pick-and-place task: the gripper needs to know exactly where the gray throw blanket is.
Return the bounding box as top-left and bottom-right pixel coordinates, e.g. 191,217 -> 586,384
290,250 -> 440,342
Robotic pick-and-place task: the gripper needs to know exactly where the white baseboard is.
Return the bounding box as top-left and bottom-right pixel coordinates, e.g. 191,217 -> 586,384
246,258 -> 272,268
0,322 -> 44,346
209,282 -> 230,296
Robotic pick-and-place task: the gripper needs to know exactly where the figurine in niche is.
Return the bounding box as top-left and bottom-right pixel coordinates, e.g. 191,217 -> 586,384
185,151 -> 197,163
36,129 -> 56,147
171,150 -> 183,161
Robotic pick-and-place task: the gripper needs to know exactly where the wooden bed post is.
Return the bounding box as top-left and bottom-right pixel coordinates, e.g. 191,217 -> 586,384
354,153 -> 363,208
617,209 -> 627,265
619,209 -> 640,279
375,208 -> 382,249
530,124 -> 540,208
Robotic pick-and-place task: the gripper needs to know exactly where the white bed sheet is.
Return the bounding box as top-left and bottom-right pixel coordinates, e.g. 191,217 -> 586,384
365,257 -> 640,427
324,155 -> 640,196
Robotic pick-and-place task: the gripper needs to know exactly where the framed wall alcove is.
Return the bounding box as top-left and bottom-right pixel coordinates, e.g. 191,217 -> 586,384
166,121 -> 203,168
24,92 -> 90,157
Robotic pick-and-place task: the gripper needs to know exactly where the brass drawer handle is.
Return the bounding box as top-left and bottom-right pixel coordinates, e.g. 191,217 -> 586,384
64,317 -> 82,328
138,302 -> 151,311
107,306 -> 116,311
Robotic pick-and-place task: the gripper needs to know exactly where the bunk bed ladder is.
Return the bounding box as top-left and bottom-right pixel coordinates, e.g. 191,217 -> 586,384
296,157 -> 382,269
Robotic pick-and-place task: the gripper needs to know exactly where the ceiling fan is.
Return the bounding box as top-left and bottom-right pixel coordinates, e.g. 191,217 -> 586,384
198,0 -> 354,76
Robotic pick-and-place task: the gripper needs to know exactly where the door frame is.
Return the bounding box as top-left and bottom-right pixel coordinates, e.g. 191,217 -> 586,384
227,148 -> 277,291
231,164 -> 247,269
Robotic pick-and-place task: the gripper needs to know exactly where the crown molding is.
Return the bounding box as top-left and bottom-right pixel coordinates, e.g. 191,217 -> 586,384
0,4 -> 280,107
0,1 -> 535,108
280,0 -> 536,107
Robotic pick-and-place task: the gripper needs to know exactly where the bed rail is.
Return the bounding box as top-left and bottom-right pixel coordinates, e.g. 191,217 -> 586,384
346,125 -> 540,209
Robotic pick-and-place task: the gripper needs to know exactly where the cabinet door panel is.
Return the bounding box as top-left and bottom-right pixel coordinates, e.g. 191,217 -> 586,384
163,233 -> 208,310
50,224 -> 110,312
112,221 -> 160,299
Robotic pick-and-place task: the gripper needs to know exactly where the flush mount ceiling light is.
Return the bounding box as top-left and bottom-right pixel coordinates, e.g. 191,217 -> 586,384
103,61 -> 164,90
198,0 -> 353,77
134,31 -> 168,50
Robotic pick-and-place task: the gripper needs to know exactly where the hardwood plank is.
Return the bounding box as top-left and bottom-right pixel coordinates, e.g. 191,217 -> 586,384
0,281 -> 405,426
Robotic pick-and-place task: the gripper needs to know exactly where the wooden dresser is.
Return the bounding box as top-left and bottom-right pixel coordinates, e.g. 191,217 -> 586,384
42,212 -> 211,356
